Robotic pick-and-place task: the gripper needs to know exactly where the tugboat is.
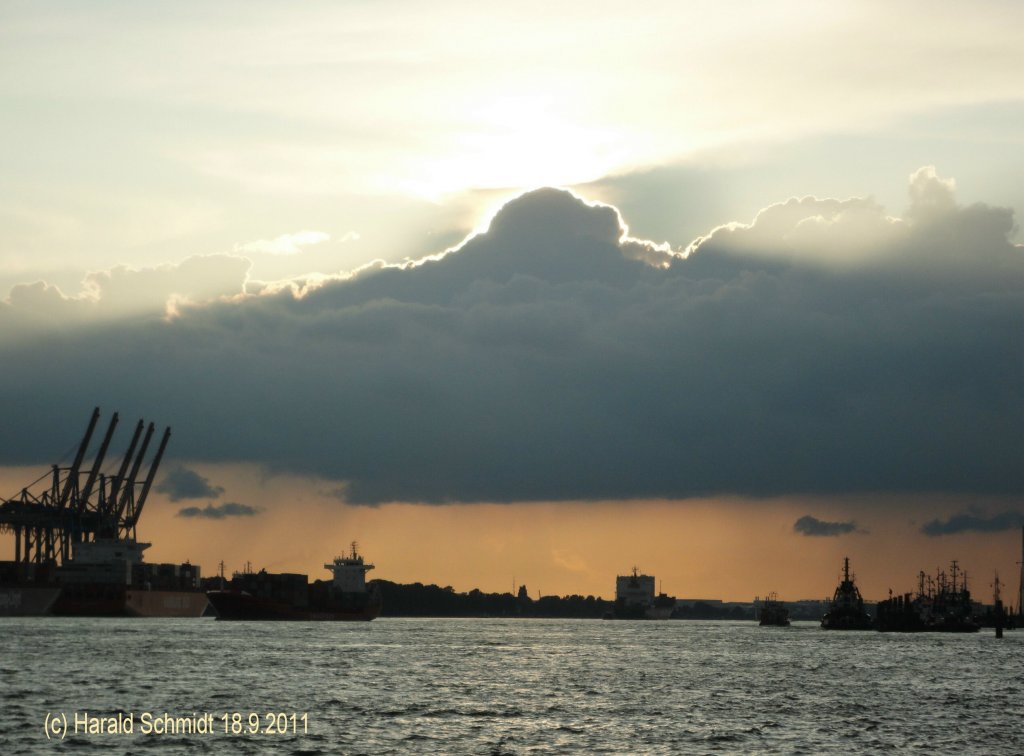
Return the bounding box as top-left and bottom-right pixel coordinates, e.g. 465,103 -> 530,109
757,592 -> 791,626
821,557 -> 874,630
206,542 -> 381,621
876,561 -> 979,633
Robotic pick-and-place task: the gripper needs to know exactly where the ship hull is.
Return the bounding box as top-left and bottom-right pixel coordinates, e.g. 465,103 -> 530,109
0,584 -> 208,617
207,590 -> 381,621
0,585 -> 62,616
821,613 -> 874,631
125,590 -> 210,617
645,606 -> 673,620
52,585 -> 209,617
759,610 -> 791,627
875,608 -> 979,633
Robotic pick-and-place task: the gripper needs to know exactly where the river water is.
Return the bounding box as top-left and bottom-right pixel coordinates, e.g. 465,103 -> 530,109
2,617 -> 1021,754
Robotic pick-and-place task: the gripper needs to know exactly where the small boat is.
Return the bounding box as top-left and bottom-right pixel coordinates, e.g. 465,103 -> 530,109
758,592 -> 790,626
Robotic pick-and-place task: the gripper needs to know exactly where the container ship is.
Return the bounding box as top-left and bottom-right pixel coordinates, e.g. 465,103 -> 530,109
206,543 -> 381,621
607,568 -> 675,619
821,557 -> 874,630
0,408 -> 208,617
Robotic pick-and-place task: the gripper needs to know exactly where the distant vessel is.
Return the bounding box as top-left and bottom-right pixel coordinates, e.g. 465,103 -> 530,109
876,561 -> 979,633
0,408 -> 208,617
820,557 -> 874,630
757,592 -> 791,626
975,571 -> 1013,635
610,568 -> 674,619
206,543 -> 382,621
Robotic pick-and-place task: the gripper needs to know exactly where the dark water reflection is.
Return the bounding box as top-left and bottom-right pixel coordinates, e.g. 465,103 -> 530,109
2,617 -> 1021,754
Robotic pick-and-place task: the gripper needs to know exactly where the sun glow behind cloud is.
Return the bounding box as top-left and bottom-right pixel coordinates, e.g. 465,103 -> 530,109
1,1 -> 1023,605
388,95 -> 638,199
2,0 -> 1023,291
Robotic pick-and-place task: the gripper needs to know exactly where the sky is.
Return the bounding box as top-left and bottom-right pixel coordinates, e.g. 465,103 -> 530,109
1,1 -> 1022,602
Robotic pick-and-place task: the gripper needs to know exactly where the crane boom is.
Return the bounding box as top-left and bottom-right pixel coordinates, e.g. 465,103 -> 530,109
0,408 -> 174,566
56,407 -> 100,512
76,412 -> 119,512
104,419 -> 144,518
114,422 -> 155,525
129,426 -> 171,528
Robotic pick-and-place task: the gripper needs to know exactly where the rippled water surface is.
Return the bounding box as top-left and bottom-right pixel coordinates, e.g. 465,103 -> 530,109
2,618 -> 1022,754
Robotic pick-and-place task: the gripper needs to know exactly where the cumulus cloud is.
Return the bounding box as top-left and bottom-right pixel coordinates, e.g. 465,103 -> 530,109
793,515 -> 858,537
177,502 -> 260,519
686,196 -> 903,265
683,165 -> 1018,274
906,166 -> 956,223
2,280 -> 85,326
156,466 -> 226,502
0,171 -> 1021,505
0,254 -> 251,334
920,511 -> 1024,536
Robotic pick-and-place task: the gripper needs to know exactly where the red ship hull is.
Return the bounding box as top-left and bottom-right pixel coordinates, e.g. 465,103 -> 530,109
52,584 -> 210,617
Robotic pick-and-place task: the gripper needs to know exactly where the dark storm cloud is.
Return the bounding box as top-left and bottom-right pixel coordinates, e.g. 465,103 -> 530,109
920,511 -> 1024,536
156,465 -> 226,502
793,515 -> 858,537
177,502 -> 260,519
1,169 -> 1022,504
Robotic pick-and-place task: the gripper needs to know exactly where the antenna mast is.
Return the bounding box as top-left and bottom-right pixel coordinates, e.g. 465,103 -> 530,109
1018,526 -> 1023,619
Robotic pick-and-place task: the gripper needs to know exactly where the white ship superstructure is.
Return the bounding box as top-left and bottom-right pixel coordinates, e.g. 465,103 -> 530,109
326,542 -> 375,593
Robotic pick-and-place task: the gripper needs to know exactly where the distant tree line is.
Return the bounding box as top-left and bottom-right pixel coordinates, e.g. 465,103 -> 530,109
372,580 -> 757,620
372,580 -> 611,618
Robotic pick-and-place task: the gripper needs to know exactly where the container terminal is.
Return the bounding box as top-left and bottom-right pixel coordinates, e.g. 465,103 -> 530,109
0,408 -> 208,616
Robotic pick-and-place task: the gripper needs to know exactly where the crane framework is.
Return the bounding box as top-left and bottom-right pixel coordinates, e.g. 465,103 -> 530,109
0,408 -> 170,566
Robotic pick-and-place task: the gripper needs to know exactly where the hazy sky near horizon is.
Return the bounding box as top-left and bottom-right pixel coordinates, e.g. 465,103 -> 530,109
1,2 -> 1022,595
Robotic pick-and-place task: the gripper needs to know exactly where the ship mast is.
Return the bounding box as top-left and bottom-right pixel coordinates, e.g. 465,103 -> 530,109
1018,526 -> 1024,619
993,571 -> 1005,639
